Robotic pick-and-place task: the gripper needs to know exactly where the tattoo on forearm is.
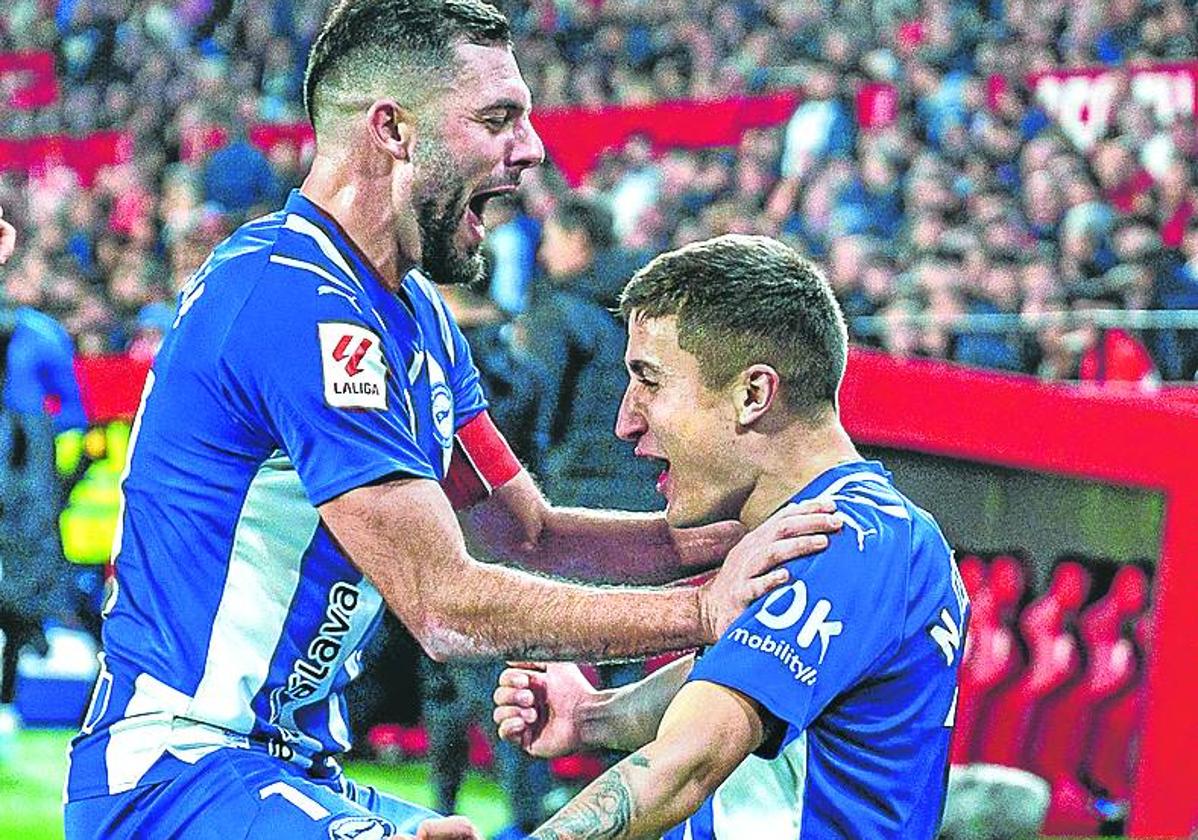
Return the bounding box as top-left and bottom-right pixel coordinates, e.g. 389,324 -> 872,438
530,765 -> 635,840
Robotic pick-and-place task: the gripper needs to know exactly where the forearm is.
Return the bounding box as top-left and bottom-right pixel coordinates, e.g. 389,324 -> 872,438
530,681 -> 762,840
412,559 -> 710,662
467,476 -> 732,585
506,505 -> 690,584
528,740 -> 716,840
580,656 -> 695,752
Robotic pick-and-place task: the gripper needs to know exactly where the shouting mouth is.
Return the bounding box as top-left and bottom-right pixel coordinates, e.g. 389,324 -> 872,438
463,183 -> 517,242
636,450 -> 671,497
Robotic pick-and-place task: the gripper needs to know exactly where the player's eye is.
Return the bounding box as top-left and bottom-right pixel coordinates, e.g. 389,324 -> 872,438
482,112 -> 514,131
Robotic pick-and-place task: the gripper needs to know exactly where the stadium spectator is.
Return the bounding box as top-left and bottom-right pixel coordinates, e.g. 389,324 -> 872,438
518,195 -> 659,512
3,0 -> 1198,379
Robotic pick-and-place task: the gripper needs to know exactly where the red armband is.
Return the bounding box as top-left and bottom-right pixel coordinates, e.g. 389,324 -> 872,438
441,411 -> 523,510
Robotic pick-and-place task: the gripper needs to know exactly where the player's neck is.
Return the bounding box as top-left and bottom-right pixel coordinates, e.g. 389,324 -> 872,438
738,421 -> 861,531
300,155 -> 416,292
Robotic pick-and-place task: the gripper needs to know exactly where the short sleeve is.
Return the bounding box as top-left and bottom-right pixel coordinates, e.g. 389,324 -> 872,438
689,519 -> 908,745
221,277 -> 437,507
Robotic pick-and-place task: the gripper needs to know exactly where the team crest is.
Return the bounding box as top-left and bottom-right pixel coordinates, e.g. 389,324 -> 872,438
326,815 -> 396,840
424,353 -> 455,450
318,322 -> 388,410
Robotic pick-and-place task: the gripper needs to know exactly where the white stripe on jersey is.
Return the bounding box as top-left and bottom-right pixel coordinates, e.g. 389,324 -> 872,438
103,673 -> 191,793
282,213 -> 365,294
187,450 -> 317,732
710,731 -> 807,839
815,472 -> 910,520
408,269 -> 457,365
328,695 -> 352,752
269,254 -> 358,298
813,471 -> 910,551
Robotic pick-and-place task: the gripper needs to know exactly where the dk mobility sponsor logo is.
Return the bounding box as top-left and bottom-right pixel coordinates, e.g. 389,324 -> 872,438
730,579 -> 844,685
729,628 -> 821,685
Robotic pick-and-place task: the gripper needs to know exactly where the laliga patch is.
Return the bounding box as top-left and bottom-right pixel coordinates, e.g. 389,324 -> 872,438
319,322 -> 388,410
326,815 -> 396,839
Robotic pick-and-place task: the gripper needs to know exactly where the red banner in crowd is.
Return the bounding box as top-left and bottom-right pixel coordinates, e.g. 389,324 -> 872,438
0,131 -> 133,186
1029,61 -> 1198,149
530,93 -> 801,186
179,122 -> 317,163
0,51 -> 58,110
175,94 -> 801,185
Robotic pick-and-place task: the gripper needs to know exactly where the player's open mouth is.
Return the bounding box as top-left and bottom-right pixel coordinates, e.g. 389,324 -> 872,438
464,185 -> 517,239
641,455 -> 670,495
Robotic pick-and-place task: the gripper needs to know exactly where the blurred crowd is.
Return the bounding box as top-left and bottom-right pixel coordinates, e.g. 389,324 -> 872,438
1,0 -> 1197,386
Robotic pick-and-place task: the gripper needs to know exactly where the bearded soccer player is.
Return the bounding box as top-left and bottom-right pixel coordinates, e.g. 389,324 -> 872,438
495,235 -> 970,839
61,3 -> 839,838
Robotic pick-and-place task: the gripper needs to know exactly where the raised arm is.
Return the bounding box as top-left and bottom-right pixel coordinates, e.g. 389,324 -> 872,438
527,680 -> 769,840
320,477 -> 822,662
466,469 -> 838,585
464,470 -> 741,584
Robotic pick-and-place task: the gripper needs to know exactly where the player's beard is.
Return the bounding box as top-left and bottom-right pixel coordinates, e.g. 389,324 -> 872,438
412,133 -> 485,287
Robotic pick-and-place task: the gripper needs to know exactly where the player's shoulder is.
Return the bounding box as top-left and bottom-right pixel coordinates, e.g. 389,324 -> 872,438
802,463 -> 915,557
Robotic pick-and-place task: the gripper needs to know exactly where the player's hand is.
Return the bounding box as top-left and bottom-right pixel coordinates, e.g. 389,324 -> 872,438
493,662 -> 596,758
0,205 -> 15,265
698,498 -> 841,642
411,815 -> 483,840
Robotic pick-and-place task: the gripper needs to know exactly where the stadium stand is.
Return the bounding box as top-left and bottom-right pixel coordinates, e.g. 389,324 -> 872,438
3,0 -> 1198,836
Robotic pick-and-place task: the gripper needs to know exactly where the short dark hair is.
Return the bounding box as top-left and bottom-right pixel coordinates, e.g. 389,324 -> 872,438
620,235 -> 848,420
304,0 -> 511,130
551,196 -> 614,251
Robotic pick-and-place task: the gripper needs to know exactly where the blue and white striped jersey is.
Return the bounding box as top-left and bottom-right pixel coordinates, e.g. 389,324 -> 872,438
666,461 -> 969,839
65,190 -> 487,800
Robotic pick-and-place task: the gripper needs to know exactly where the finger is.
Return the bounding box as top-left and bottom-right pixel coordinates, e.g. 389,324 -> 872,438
493,685 -> 535,707
767,534 -> 830,562
498,669 -> 530,689
497,717 -> 528,743
789,497 -> 836,515
742,567 -> 790,600
773,513 -> 843,539
493,704 -> 530,725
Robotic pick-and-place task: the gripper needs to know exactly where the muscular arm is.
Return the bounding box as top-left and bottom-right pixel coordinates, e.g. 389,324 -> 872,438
321,478 -> 770,662
464,470 -> 742,585
529,680 -> 767,840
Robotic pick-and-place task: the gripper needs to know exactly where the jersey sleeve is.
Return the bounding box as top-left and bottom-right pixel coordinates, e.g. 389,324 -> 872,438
220,273 -> 437,507
688,511 -> 909,750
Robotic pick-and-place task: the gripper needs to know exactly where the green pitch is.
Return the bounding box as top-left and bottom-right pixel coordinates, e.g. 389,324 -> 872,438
0,729 -> 512,840
0,729 -> 1103,839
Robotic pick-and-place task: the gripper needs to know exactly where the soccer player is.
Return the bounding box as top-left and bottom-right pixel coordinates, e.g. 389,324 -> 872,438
62,3 -> 837,839
494,235 -> 970,839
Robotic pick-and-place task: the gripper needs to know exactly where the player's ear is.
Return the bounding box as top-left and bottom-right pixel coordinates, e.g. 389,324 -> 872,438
734,364 -> 780,427
366,99 -> 416,162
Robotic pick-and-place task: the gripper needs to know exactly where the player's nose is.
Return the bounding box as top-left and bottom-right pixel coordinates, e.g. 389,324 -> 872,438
615,387 -> 645,442
509,114 -> 545,171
